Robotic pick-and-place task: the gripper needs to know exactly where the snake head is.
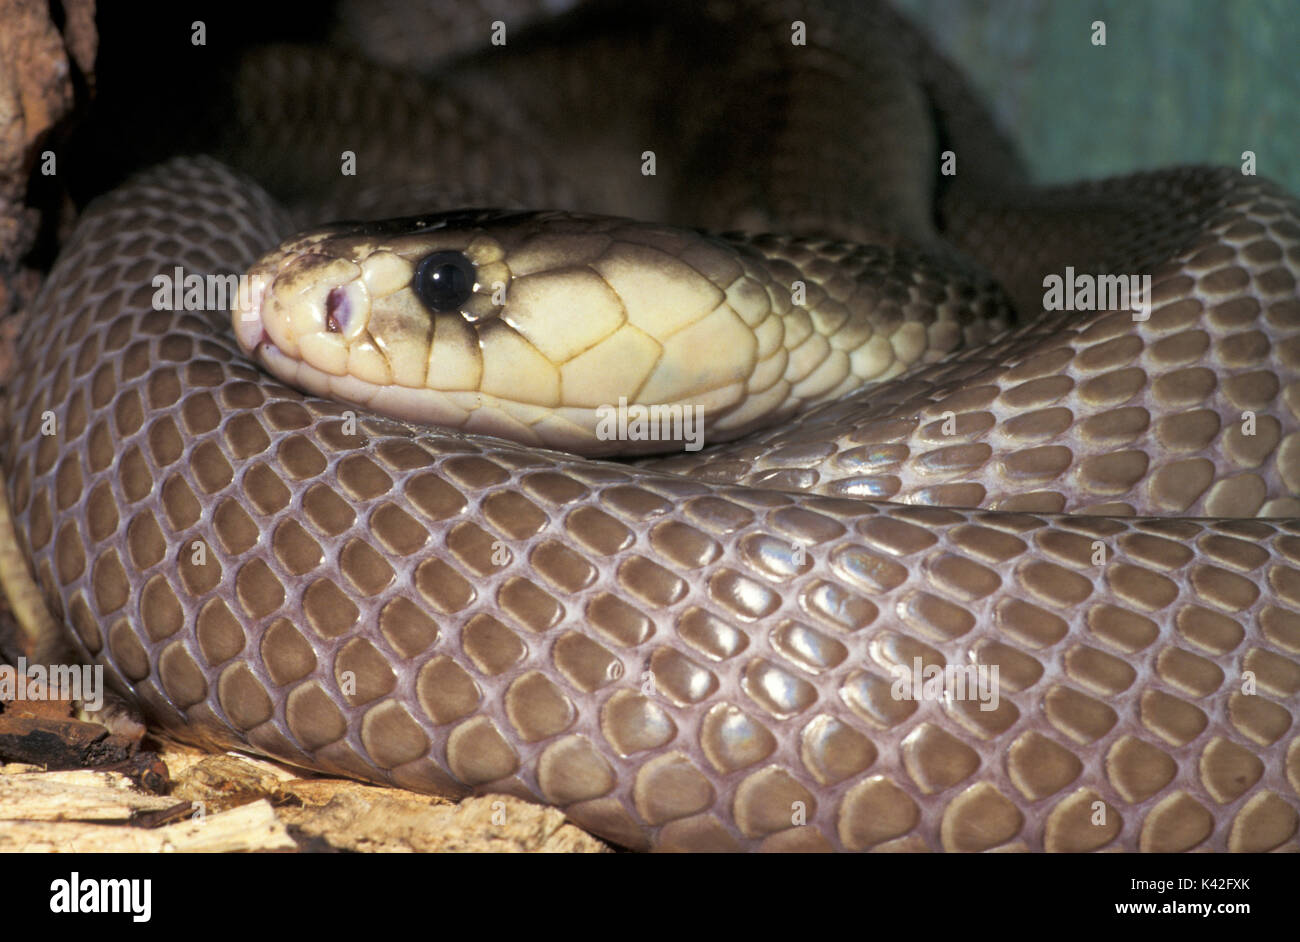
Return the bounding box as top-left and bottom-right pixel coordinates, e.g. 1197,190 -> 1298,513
232,210 -> 820,455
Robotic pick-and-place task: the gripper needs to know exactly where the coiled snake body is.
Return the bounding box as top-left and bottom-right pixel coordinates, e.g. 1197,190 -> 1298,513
3,0 -> 1299,851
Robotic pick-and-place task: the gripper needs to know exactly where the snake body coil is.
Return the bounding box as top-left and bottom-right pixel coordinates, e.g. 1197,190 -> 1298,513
3,0 -> 1299,851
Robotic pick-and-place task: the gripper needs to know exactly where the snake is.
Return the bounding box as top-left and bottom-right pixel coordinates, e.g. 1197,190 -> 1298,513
2,0 -> 1299,852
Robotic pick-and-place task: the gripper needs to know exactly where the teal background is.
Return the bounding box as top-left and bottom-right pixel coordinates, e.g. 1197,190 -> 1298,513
896,0 -> 1300,193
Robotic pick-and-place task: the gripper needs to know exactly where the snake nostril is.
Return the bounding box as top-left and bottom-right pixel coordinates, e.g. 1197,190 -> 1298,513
413,250 -> 476,313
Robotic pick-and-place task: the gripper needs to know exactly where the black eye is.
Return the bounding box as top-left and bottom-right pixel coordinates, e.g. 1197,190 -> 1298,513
413,251 -> 476,312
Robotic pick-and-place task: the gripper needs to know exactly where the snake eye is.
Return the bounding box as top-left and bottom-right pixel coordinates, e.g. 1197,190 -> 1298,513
413,251 -> 476,313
